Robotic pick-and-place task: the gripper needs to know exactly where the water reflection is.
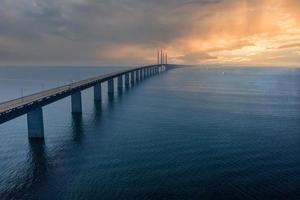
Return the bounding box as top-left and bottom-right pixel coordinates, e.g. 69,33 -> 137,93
117,87 -> 124,95
108,93 -> 115,102
93,100 -> 102,117
28,139 -> 48,177
71,114 -> 84,142
0,139 -> 48,200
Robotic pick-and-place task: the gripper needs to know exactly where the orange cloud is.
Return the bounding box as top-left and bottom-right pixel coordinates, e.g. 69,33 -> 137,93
161,0 -> 300,66
277,43 -> 300,49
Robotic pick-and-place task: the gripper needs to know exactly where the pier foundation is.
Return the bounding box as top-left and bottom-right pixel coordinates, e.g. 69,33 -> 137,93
27,107 -> 44,138
136,70 -> 140,82
131,72 -> 135,84
94,83 -> 102,101
71,91 -> 82,113
140,70 -> 143,80
108,79 -> 114,94
118,75 -> 123,90
125,73 -> 130,87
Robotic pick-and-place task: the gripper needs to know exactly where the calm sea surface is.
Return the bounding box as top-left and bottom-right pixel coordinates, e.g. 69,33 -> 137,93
0,66 -> 300,200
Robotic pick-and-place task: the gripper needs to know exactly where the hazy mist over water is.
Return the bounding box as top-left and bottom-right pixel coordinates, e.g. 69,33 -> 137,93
0,66 -> 300,200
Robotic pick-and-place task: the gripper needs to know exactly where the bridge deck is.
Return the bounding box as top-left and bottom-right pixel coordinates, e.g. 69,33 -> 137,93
0,65 -> 159,123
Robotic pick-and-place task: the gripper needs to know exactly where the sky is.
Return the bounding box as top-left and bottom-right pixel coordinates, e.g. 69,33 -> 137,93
0,0 -> 300,66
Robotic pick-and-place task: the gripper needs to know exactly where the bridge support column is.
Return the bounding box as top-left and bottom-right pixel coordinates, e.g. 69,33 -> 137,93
94,83 -> 102,101
108,78 -> 114,94
72,91 -> 82,113
125,73 -> 130,87
141,69 -> 144,80
27,107 -> 44,138
136,70 -> 140,82
118,75 -> 123,90
131,72 -> 135,84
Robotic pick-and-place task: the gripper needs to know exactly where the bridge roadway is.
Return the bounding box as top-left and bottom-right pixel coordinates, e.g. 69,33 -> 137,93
0,64 -> 164,126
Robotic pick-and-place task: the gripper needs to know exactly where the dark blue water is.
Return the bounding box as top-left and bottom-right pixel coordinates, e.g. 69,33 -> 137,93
0,66 -> 300,200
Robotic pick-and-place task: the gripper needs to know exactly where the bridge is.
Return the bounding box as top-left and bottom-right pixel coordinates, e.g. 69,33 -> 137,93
0,64 -> 168,138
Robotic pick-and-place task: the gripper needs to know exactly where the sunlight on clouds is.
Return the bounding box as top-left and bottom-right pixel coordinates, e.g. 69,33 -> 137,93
167,0 -> 300,66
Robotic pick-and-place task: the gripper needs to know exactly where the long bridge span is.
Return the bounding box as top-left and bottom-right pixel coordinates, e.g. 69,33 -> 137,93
0,64 -> 168,138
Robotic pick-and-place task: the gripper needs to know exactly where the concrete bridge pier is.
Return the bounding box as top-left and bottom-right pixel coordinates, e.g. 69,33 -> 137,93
71,91 -> 82,113
108,78 -> 114,94
139,70 -> 142,80
136,70 -> 140,82
27,107 -> 44,138
131,72 -> 135,84
118,75 -> 123,90
141,69 -> 144,80
125,73 -> 130,87
94,83 -> 102,101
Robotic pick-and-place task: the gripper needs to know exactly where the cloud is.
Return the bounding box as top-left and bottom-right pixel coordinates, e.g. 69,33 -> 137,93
178,52 -> 218,64
0,0 -> 300,65
277,43 -> 300,49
